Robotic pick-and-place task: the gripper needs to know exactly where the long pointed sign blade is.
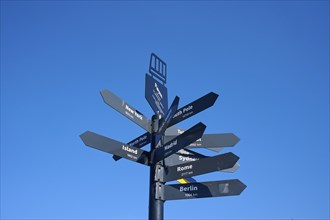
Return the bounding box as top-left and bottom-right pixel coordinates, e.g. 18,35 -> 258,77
80,131 -> 149,166
164,148 -> 240,172
113,132 -> 151,161
164,133 -> 240,149
165,126 -> 223,152
168,92 -> 219,127
162,179 -> 246,200
153,122 -> 206,164
158,96 -> 179,135
100,89 -> 152,133
161,152 -> 239,182
145,73 -> 168,115
164,148 -> 207,166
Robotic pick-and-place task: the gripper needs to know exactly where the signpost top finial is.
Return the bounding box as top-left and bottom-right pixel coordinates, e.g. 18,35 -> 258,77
149,53 -> 167,85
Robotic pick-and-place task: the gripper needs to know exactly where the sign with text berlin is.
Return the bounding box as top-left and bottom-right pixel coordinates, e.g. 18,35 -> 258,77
160,152 -> 239,182
100,89 -> 152,133
160,179 -> 247,200
80,131 -> 149,166
152,122 -> 206,164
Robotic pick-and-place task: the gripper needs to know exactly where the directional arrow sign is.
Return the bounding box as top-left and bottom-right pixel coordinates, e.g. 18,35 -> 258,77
168,92 -> 219,127
161,152 -> 239,182
100,89 -> 151,133
164,148 -> 240,173
158,96 -> 179,135
113,132 -> 151,161
164,148 -> 206,166
153,122 -> 206,164
145,73 -> 168,115
165,126 -> 222,152
161,179 -> 246,200
164,133 -> 240,149
80,131 -> 149,166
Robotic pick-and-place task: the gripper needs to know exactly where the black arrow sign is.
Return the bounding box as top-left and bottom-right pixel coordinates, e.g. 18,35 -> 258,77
161,152 -> 239,182
80,131 -> 149,166
164,133 -> 240,149
168,92 -> 219,127
145,73 -> 168,115
161,179 -> 246,200
153,122 -> 206,164
113,132 -> 151,161
164,148 -> 207,166
158,96 -> 179,135
165,126 -> 222,152
164,149 -> 240,172
100,89 -> 152,133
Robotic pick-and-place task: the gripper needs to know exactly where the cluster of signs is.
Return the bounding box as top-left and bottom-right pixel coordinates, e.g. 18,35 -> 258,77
80,53 -> 246,202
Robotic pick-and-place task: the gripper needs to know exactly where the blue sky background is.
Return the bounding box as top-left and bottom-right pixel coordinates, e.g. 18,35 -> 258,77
1,1 -> 329,219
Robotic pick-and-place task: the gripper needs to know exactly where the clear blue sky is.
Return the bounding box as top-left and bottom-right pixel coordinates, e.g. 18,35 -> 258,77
1,1 -> 329,219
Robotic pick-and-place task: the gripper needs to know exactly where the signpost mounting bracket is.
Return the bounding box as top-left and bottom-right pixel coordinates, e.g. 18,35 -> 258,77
155,182 -> 165,201
155,164 -> 164,182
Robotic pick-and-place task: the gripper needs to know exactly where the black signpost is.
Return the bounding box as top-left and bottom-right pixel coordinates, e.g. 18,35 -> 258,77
80,53 -> 246,220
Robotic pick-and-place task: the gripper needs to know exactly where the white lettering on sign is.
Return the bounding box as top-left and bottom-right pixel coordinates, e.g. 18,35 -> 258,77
180,185 -> 198,192
177,164 -> 193,172
154,83 -> 163,99
134,111 -> 143,120
125,104 -> 134,114
122,145 -> 138,155
129,135 -> 148,147
125,104 -> 143,121
139,135 -> 147,142
177,129 -> 184,134
164,139 -> 178,151
179,156 -> 197,162
183,105 -> 193,113
173,110 -> 182,118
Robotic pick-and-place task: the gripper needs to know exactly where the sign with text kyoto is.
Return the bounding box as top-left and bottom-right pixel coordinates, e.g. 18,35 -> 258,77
80,53 -> 246,220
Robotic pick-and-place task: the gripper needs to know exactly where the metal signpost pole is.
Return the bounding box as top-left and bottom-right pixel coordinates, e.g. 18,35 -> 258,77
80,53 -> 246,219
149,114 -> 164,220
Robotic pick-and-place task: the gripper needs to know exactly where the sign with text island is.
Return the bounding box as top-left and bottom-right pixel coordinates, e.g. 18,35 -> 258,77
153,122 -> 206,164
161,152 -> 239,182
80,131 -> 149,166
161,179 -> 246,201
113,132 -> 151,161
100,89 -> 152,133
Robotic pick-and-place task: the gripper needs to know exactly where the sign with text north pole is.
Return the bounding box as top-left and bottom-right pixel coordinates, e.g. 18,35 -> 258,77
113,132 -> 151,161
160,152 -> 239,182
153,122 -> 206,163
100,89 -> 152,133
168,92 -> 219,127
145,73 -> 168,115
80,131 -> 149,166
160,179 -> 246,200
